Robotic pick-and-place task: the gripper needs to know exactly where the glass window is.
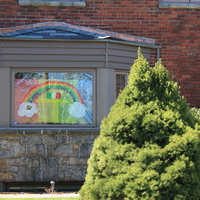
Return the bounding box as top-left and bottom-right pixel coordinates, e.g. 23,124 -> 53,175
116,72 -> 128,98
14,71 -> 93,126
161,0 -> 200,2
161,0 -> 189,2
18,0 -> 86,7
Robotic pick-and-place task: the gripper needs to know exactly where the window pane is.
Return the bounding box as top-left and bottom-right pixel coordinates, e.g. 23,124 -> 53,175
14,72 -> 93,125
116,73 -> 127,98
161,0 -> 189,2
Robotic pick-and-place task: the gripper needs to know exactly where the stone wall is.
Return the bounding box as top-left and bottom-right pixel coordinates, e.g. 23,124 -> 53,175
0,129 -> 99,191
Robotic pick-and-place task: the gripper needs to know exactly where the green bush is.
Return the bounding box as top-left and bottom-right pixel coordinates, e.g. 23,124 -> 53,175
191,107 -> 200,122
79,49 -> 200,200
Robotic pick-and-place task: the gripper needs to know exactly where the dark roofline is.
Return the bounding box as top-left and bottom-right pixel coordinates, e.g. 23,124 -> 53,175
0,26 -> 107,39
0,22 -> 157,45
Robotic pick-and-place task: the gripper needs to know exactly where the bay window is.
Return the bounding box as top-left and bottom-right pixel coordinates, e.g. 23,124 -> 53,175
0,35 -> 156,128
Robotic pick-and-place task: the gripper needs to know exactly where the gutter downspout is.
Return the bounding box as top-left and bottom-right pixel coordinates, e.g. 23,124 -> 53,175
157,47 -> 160,62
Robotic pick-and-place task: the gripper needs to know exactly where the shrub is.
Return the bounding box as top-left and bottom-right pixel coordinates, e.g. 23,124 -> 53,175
79,49 -> 200,200
191,107 -> 200,122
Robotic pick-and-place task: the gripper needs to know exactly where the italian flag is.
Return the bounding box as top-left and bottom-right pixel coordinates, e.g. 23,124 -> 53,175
46,92 -> 61,99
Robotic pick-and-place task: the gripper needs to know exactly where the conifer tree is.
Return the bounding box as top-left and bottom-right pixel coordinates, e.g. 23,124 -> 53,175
79,49 -> 200,200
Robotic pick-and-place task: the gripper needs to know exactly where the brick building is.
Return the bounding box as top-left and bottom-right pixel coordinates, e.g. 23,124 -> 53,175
0,0 -> 199,192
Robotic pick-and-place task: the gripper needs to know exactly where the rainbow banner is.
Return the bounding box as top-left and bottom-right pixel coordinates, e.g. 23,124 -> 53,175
16,80 -> 89,124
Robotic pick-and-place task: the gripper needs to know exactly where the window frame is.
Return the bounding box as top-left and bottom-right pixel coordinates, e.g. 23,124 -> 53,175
18,0 -> 86,7
161,0 -> 200,2
12,68 -> 96,128
159,0 -> 200,8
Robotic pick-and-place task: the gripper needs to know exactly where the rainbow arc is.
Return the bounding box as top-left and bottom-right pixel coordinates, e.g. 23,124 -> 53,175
23,81 -> 84,104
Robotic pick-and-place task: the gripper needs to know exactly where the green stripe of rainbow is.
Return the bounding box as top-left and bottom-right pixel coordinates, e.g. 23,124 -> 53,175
23,81 -> 84,104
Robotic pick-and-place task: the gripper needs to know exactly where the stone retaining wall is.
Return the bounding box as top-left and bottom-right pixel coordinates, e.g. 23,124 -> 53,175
0,129 -> 99,191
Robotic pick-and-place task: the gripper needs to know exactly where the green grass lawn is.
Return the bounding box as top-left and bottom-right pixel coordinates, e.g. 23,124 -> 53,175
0,198 -> 79,200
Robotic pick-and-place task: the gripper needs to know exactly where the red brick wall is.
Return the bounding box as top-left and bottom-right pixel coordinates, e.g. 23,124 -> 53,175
0,0 -> 200,107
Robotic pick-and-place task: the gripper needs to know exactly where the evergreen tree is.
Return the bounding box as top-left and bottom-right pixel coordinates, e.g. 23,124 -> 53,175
79,49 -> 200,200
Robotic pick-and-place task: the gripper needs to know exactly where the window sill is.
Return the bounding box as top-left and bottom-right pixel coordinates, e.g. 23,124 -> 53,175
0,128 -> 100,135
159,2 -> 200,9
19,0 -> 86,7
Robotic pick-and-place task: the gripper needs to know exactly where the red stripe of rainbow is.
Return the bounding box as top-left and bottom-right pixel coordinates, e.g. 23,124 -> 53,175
23,81 -> 84,104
